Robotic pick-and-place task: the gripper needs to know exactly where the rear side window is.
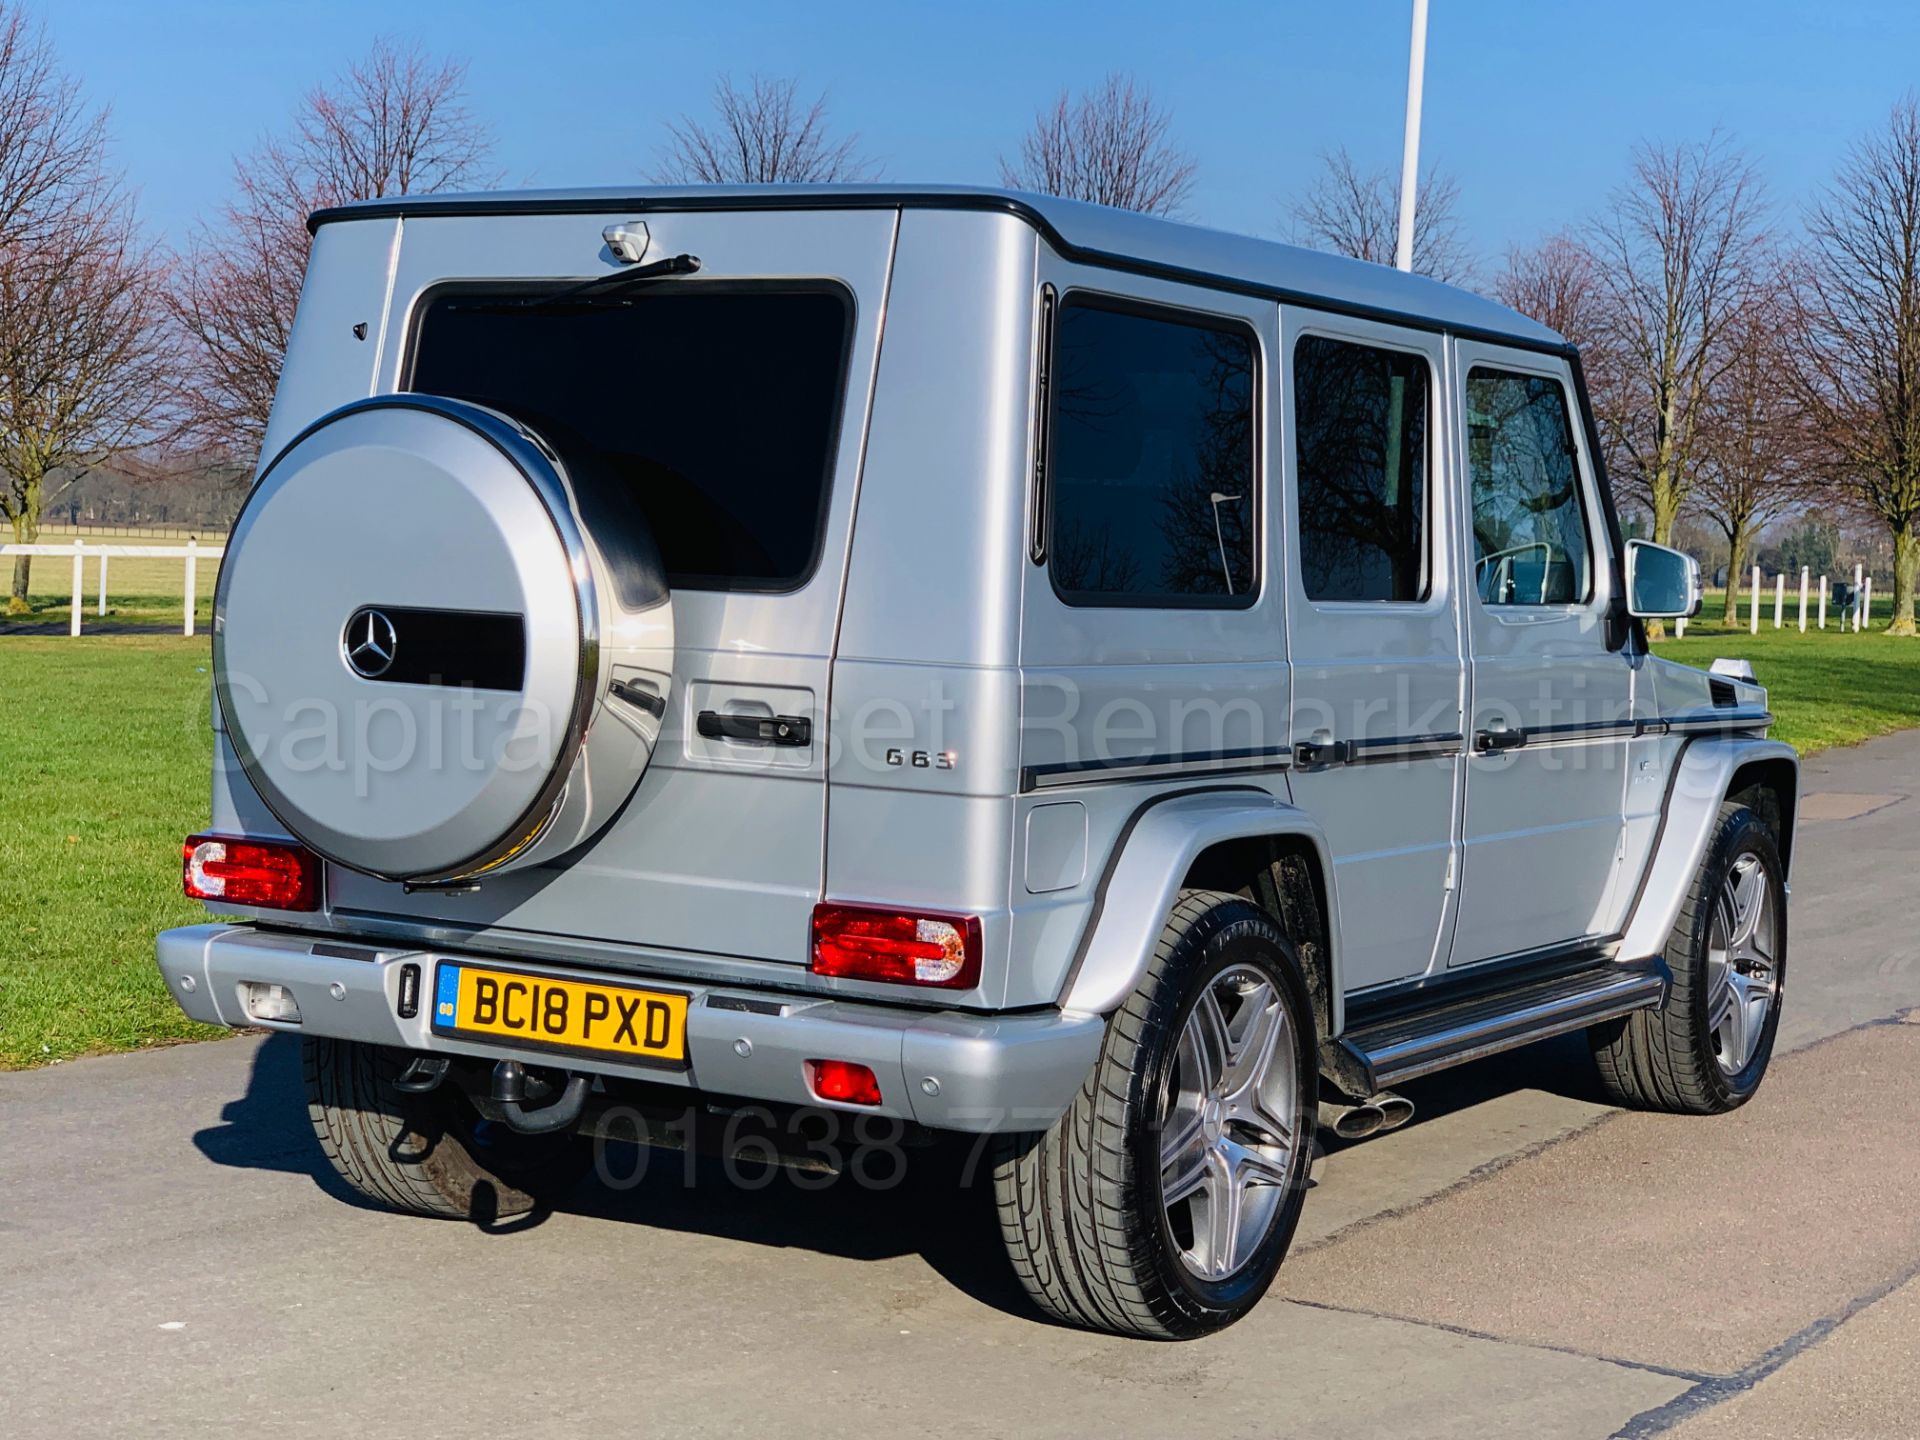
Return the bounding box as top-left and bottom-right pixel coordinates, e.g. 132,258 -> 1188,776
408,284 -> 852,591
1465,368 -> 1592,606
1046,298 -> 1257,607
1292,334 -> 1430,603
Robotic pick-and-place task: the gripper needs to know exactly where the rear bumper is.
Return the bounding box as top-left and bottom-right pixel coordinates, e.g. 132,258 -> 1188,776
156,924 -> 1103,1134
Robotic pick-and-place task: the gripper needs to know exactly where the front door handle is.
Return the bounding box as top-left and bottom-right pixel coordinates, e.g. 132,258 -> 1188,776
696,711 -> 812,747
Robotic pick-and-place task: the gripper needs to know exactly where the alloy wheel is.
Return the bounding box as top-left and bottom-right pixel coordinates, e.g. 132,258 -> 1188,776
1706,851 -> 1779,1075
1157,965 -> 1299,1281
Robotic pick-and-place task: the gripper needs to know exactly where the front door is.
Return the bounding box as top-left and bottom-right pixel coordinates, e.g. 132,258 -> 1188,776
1282,311 -> 1465,994
1449,342 -> 1635,967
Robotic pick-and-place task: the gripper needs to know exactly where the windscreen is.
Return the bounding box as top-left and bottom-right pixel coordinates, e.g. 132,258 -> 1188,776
408,283 -> 853,591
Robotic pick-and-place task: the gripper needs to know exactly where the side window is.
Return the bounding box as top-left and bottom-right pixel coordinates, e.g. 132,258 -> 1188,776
1047,298 -> 1256,606
1293,334 -> 1430,602
1465,368 -> 1592,606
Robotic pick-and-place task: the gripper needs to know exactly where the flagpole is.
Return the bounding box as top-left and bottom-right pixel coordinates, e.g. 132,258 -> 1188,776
1395,0 -> 1430,273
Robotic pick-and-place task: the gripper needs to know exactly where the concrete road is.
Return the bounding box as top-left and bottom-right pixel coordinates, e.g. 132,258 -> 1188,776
3,731 -> 1916,1439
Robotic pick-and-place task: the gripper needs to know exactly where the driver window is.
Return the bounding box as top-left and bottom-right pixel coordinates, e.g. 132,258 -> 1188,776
1465,368 -> 1592,607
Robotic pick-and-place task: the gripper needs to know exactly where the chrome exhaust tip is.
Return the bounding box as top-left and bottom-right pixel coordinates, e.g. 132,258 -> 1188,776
1319,1099 -> 1386,1140
1374,1092 -> 1415,1132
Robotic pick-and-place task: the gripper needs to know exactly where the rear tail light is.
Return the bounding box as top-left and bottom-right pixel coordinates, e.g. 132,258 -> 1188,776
183,834 -> 320,911
807,1059 -> 882,1106
809,903 -> 982,989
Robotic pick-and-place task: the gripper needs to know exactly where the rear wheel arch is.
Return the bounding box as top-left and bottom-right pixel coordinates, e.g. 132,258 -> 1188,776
1058,791 -> 1343,1021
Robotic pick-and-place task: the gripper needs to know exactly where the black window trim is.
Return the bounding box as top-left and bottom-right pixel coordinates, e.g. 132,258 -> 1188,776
1029,283 -> 1057,566
399,276 -> 859,597
1041,287 -> 1264,612
1463,358 -> 1599,612
1287,321 -> 1442,610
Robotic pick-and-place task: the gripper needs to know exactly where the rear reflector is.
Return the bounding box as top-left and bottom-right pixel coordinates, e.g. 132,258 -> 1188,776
183,834 -> 320,911
807,1059 -> 882,1106
810,904 -> 982,988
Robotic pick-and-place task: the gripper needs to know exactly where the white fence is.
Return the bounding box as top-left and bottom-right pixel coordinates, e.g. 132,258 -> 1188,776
1674,567 -> 1875,639
0,540 -> 224,637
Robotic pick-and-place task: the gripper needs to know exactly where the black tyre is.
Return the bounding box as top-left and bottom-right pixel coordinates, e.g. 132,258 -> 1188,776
992,890 -> 1318,1339
303,1038 -> 591,1220
1590,803 -> 1786,1113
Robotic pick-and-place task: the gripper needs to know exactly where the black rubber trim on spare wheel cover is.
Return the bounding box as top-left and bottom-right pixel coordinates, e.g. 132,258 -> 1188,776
213,394 -> 602,885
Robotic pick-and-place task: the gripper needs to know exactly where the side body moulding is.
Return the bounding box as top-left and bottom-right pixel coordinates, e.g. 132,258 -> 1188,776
1618,734 -> 1799,962
1058,789 -> 1343,1023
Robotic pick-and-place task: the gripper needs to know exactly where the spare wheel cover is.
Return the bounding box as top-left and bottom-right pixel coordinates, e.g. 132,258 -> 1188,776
214,396 -> 606,882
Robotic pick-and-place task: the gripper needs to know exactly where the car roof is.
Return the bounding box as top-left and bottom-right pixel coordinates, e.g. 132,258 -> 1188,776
309,183 -> 1566,352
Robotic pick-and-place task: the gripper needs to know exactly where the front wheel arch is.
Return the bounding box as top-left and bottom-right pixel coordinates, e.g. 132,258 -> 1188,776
1728,756 -> 1798,875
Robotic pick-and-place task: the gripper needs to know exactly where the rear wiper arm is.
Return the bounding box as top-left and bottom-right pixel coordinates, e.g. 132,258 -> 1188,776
498,253 -> 703,309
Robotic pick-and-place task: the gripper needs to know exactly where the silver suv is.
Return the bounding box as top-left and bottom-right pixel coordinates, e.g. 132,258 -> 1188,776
158,185 -> 1796,1339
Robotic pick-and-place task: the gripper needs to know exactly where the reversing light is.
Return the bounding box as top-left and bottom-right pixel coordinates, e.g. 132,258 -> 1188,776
241,982 -> 303,1024
807,1059 -> 882,1107
183,834 -> 320,911
809,904 -> 983,989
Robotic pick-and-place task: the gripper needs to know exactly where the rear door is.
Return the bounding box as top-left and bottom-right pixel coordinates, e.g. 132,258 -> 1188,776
321,207 -> 899,971
1281,310 -> 1465,994
1447,341 -> 1634,967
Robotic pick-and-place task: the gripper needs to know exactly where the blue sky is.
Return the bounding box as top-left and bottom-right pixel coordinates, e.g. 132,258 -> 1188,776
44,0 -> 1920,268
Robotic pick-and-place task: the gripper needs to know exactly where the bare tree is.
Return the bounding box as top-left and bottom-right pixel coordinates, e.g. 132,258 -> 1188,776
170,38 -> 496,460
293,40 -> 493,204
0,4 -> 101,252
0,208 -> 181,612
1001,74 -> 1195,217
1291,146 -> 1475,285
0,5 -> 178,612
1793,96 -> 1920,636
1495,231 -> 1605,354
654,75 -> 876,185
1690,290 -> 1808,623
168,160 -> 310,462
1588,134 -> 1767,636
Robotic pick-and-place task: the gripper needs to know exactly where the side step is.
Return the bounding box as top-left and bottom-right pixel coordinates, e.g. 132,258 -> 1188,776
1337,961 -> 1668,1092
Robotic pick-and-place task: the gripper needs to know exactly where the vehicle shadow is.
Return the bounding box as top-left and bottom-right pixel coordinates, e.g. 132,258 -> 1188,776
195,1030 -> 1612,1319
191,1032 -> 384,1211
191,1033 -> 1033,1318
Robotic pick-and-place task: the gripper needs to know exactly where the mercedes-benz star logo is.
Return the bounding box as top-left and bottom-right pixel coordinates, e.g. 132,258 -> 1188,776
343,607 -> 398,679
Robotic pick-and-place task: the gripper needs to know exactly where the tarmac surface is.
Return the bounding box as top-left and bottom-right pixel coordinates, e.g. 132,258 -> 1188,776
2,729 -> 1915,1438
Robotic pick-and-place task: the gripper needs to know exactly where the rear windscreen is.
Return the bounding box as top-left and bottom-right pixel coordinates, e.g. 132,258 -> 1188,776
408,284 -> 853,591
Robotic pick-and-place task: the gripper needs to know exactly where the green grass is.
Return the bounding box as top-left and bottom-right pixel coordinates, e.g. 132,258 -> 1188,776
1653,590 -> 1920,754
0,636 -> 225,1067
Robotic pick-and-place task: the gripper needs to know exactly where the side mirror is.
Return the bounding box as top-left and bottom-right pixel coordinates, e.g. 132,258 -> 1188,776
1625,539 -> 1701,619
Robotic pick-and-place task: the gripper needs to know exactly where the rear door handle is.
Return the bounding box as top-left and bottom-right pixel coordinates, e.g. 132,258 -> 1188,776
1473,725 -> 1528,753
1292,738 -> 1353,768
696,711 -> 812,747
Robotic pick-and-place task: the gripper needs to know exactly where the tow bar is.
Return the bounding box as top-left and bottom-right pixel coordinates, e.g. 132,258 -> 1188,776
487,1059 -> 591,1134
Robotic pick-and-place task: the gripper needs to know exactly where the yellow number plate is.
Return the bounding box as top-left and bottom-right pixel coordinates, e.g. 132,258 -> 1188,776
431,962 -> 690,1067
